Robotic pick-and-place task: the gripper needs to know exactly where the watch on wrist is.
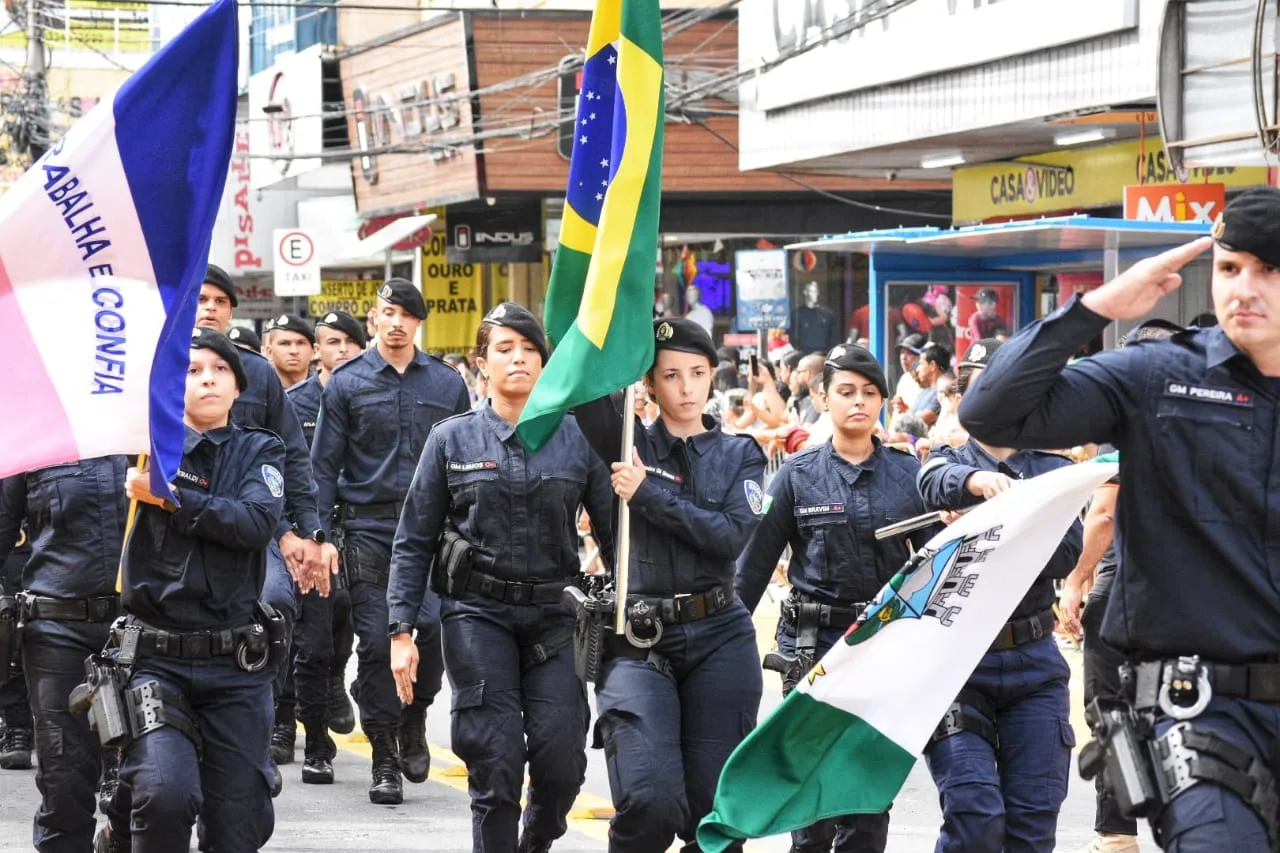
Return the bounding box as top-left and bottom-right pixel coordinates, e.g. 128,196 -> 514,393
388,621 -> 414,638
309,529 -> 326,544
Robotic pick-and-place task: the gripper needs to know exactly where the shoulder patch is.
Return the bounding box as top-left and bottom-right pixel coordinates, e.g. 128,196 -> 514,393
745,479 -> 765,515
261,464 -> 284,498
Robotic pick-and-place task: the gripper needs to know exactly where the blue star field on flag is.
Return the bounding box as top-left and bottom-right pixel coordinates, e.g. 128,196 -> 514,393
567,40 -> 620,226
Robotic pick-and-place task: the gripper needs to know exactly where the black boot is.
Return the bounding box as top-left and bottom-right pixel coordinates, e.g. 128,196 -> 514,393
327,675 -> 355,735
270,708 -> 296,765
398,703 -> 430,784
368,731 -> 403,805
301,719 -> 336,785
517,831 -> 553,853
0,726 -> 33,770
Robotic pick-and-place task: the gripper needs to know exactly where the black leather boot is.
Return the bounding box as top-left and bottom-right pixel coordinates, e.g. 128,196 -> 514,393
327,675 -> 355,735
398,703 -> 430,784
301,719 -> 336,784
368,731 -> 403,805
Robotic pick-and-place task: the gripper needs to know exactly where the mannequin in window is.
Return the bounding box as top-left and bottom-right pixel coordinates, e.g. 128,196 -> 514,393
791,281 -> 838,354
685,284 -> 714,335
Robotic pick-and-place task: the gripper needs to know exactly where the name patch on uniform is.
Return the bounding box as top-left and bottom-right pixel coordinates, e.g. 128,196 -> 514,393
1164,381 -> 1253,407
448,461 -> 498,473
261,465 -> 284,498
745,480 -> 765,515
796,504 -> 844,517
644,466 -> 684,484
174,469 -> 209,490
302,420 -> 317,430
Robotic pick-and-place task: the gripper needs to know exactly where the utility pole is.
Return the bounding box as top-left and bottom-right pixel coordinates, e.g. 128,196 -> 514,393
24,0 -> 46,160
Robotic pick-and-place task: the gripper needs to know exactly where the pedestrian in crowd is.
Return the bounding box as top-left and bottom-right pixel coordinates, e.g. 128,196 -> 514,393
910,343 -> 952,428
106,329 -> 285,853
197,265 -> 332,790
388,302 -> 617,853
967,288 -> 1010,343
917,337 -> 1084,853
890,333 -> 926,415
263,313 -> 316,389
787,353 -> 827,426
736,343 -> 940,853
574,317 -> 768,853
310,279 -> 471,803
286,311 -> 368,783
0,457 -> 126,853
960,190 -> 1280,849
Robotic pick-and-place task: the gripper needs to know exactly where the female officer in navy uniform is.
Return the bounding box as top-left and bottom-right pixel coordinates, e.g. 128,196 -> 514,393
388,302 -> 616,853
736,344 -> 939,853
574,317 -> 768,853
105,329 -> 285,853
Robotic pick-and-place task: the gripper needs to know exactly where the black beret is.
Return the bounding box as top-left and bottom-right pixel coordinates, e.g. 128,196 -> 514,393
482,301 -> 548,364
377,278 -> 427,321
959,338 -> 1003,369
653,317 -> 716,366
226,326 -> 261,351
190,328 -> 248,392
203,264 -> 238,307
824,344 -> 889,398
266,313 -> 315,345
897,332 -> 927,353
1212,186 -> 1280,267
315,310 -> 367,348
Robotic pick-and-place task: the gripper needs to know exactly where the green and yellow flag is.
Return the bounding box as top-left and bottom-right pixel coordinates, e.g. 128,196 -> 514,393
516,0 -> 663,452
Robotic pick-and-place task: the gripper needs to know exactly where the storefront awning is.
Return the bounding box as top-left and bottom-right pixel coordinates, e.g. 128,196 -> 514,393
336,213 -> 437,261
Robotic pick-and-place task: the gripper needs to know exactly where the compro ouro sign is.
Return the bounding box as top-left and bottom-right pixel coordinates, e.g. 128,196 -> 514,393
274,229 -> 321,297
249,46 -> 326,190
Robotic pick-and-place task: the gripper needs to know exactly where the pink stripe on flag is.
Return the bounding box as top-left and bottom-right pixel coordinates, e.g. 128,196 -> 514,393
0,257 -> 78,477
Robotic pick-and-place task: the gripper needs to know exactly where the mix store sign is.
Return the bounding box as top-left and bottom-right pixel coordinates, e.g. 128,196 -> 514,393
952,138 -> 1268,223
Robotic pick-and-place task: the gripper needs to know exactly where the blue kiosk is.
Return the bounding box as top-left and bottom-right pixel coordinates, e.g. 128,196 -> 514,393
788,216 -> 1213,367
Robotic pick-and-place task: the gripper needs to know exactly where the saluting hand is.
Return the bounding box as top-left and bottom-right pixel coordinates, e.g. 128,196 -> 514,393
391,634 -> 418,705
610,449 -> 647,502
1082,237 -> 1213,321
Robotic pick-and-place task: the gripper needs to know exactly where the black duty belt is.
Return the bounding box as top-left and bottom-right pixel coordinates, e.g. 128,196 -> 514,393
22,594 -> 119,623
989,607 -> 1055,651
338,501 -> 403,522
782,594 -> 868,629
630,584 -> 734,624
1134,659 -> 1280,706
118,619 -> 250,660
465,571 -> 571,606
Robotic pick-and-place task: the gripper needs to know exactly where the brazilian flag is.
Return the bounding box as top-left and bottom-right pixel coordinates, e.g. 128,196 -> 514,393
516,0 -> 663,452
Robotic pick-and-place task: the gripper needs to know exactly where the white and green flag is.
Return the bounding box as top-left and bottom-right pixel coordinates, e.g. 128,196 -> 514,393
698,460 -> 1116,851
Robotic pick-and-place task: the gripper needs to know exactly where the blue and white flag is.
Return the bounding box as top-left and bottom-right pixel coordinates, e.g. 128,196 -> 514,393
0,0 -> 238,501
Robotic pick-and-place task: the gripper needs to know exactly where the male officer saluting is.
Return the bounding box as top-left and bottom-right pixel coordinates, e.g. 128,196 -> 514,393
287,311 -> 365,782
960,188 -> 1280,850
311,279 -> 470,803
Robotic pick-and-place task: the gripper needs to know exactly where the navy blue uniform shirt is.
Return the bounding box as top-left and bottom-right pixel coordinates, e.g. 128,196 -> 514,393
0,456 -> 127,598
233,349 -> 320,539
387,402 -> 617,625
311,346 -> 471,535
576,395 -> 767,596
917,440 -> 1083,620
956,295 -> 1280,660
736,439 -> 937,614
286,374 -> 323,449
123,425 -> 285,631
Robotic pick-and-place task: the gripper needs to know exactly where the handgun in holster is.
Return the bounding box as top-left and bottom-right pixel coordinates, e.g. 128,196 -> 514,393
561,584 -> 615,684
763,601 -> 821,697
0,593 -> 18,687
430,526 -> 474,597
330,523 -> 348,592
255,600 -> 288,669
1078,697 -> 1163,818
68,654 -> 133,748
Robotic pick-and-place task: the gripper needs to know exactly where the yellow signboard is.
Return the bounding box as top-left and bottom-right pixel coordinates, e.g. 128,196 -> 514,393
0,1 -> 151,53
308,279 -> 383,322
952,138 -> 1269,223
418,210 -> 509,353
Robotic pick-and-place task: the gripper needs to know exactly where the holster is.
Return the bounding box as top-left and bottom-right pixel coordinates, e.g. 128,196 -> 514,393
68,655 -> 134,748
0,594 -> 17,686
763,601 -> 823,697
430,526 -> 474,597
253,599 -> 287,672
330,524 -> 348,592
562,584 -> 613,684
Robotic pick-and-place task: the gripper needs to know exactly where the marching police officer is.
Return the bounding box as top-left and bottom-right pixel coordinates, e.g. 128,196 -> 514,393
198,265 -> 332,780
388,302 -> 616,853
574,317 -> 768,853
310,279 -> 470,803
106,329 -> 285,852
0,528 -> 32,770
961,189 -> 1280,850
0,457 -> 127,852
736,344 -> 938,853
264,313 -> 316,390
916,338 -> 1083,853
228,325 -> 262,354
287,311 -> 366,781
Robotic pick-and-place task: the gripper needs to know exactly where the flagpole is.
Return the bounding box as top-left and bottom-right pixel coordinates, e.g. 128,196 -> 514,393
115,453 -> 146,593
614,384 -> 637,635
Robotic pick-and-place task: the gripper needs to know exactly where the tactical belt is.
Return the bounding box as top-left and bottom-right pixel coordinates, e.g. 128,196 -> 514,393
130,680 -> 203,752
630,584 -> 734,625
21,594 -> 119,623
1133,659 -> 1280,707
338,501 -> 403,522
115,618 -> 252,660
782,593 -> 868,630
933,686 -> 999,747
465,570 -> 571,606
989,607 -> 1055,652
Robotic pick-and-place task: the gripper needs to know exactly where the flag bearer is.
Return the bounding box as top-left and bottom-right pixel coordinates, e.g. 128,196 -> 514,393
961,190 -> 1280,851
310,279 -> 470,803
388,302 -> 616,853
916,338 -> 1083,853
574,317 -> 768,853
736,344 -> 939,853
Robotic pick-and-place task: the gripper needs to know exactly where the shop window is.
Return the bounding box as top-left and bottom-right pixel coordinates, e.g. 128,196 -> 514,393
885,281 -> 1019,364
